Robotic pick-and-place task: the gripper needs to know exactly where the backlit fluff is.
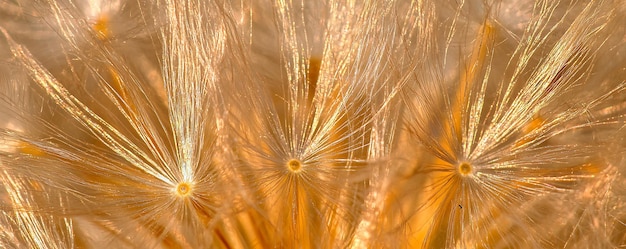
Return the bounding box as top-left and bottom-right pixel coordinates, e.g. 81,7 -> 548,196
0,0 -> 625,248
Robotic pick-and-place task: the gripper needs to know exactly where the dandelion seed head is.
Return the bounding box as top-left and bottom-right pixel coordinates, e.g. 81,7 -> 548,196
286,159 -> 303,173
175,182 -> 192,197
457,162 -> 473,176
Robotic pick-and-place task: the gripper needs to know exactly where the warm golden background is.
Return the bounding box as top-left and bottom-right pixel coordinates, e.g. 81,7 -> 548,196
0,0 -> 625,248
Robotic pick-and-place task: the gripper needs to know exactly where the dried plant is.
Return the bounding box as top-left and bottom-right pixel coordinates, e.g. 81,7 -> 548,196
0,0 -> 625,248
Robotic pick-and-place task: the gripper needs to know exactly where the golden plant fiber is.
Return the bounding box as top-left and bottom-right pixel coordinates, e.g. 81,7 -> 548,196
0,0 -> 625,248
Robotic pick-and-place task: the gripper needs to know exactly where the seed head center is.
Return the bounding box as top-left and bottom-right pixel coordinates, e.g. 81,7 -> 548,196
176,182 -> 192,197
287,159 -> 302,172
457,162 -> 472,176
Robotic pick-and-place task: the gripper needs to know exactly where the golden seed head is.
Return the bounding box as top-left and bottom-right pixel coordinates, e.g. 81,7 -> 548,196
175,182 -> 192,197
286,159 -> 303,172
457,162 -> 472,176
